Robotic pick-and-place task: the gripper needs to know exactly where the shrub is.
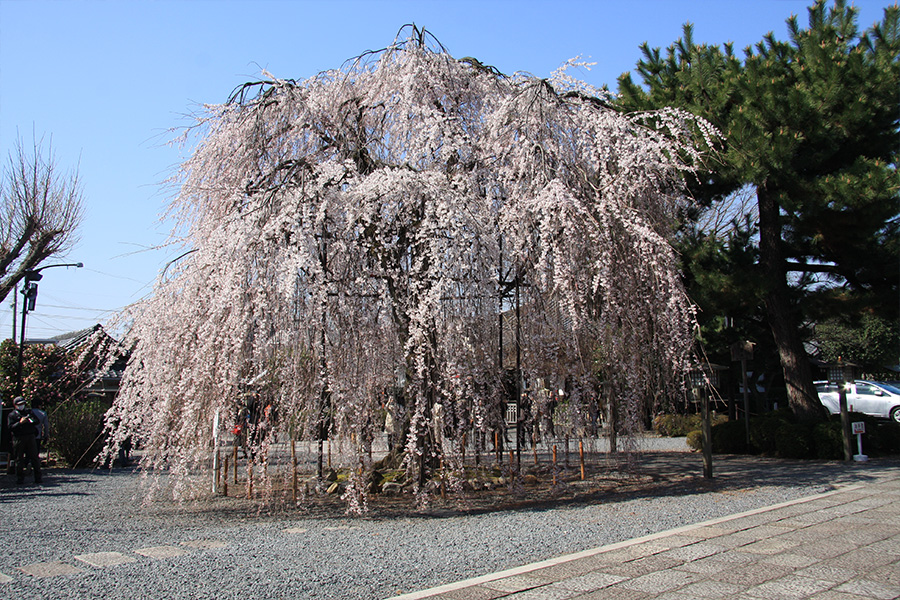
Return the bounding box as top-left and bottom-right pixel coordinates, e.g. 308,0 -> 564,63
653,412 -> 728,437
686,429 -> 703,451
772,422 -> 814,459
814,414 -> 900,458
710,419 -> 750,454
704,409 -> 900,460
812,421 -> 844,459
849,413 -> 900,456
874,421 -> 900,454
49,400 -> 109,468
749,408 -> 797,456
687,416 -> 749,453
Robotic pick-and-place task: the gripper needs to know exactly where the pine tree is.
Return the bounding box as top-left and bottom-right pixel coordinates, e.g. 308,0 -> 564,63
617,0 -> 900,422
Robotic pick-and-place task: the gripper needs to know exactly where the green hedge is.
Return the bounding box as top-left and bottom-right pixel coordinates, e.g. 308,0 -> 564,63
653,412 -> 727,437
696,410 -> 900,459
49,400 -> 109,468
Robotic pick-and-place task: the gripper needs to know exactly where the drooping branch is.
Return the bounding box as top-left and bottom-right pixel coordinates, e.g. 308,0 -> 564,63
104,31 -> 712,509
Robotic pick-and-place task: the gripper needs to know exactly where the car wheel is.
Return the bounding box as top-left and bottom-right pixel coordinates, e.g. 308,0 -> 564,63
891,406 -> 900,423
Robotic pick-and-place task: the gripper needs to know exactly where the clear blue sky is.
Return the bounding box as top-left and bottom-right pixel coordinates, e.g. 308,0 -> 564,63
0,0 -> 889,339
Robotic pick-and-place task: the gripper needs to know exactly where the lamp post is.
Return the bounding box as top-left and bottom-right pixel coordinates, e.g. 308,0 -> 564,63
15,262 -> 83,396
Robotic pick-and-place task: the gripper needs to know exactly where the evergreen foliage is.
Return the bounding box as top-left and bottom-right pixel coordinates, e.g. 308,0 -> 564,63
617,1 -> 900,421
812,313 -> 899,371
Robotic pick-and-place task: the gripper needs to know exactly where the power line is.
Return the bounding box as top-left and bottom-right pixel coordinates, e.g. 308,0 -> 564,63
19,303 -> 113,313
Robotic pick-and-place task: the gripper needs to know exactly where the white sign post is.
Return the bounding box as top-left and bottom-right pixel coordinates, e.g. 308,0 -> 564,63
212,409 -> 221,493
851,421 -> 868,462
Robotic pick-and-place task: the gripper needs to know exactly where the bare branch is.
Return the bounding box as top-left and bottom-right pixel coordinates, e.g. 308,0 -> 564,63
0,133 -> 85,302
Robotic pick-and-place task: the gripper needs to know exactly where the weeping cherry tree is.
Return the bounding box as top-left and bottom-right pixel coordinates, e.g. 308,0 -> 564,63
103,27 -> 715,510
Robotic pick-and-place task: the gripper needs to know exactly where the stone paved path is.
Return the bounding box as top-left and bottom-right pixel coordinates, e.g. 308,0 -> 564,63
388,474 -> 900,600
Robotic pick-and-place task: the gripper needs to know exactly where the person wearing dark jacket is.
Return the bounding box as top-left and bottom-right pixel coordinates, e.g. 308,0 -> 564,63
8,396 -> 42,484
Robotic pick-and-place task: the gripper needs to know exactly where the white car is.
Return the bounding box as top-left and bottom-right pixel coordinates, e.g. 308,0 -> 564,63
815,380 -> 900,423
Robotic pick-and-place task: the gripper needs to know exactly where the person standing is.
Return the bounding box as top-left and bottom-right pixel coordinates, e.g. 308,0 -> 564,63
8,397 -> 42,484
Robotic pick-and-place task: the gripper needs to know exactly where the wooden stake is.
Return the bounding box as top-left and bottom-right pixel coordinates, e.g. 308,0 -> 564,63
232,444 -> 238,485
532,429 -> 538,466
223,455 -> 229,496
247,462 -> 253,499
552,444 -> 558,486
579,440 -> 585,480
214,448 -> 221,492
291,439 -> 298,503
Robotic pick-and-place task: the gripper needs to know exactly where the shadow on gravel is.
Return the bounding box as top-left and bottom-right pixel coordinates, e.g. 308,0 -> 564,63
360,453 -> 900,520
0,467 -> 138,503
4,453 -> 895,522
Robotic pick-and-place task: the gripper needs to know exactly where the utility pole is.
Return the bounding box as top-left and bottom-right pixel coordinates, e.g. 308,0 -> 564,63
15,263 -> 82,395
11,282 -> 17,342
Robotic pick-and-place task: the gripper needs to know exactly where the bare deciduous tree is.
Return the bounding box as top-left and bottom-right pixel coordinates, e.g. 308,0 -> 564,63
0,134 -> 85,303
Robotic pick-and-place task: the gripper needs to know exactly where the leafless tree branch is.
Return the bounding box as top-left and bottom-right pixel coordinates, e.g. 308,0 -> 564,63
0,133 -> 85,302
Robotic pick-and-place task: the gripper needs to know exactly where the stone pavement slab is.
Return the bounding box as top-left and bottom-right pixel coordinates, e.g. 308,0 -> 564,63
74,551 -> 138,568
179,538 -> 228,549
389,475 -> 900,600
18,561 -> 83,578
133,545 -> 190,559
283,526 -> 309,534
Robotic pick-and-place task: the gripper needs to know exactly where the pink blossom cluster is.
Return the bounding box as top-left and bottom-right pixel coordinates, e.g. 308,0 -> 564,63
102,28 -> 715,510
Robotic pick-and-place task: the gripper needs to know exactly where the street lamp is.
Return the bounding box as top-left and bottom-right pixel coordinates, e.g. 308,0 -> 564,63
15,262 -> 83,396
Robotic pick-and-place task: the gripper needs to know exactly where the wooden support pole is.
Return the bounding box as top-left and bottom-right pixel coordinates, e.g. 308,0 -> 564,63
222,455 -> 229,496
232,444 -> 238,485
291,439 -> 298,503
214,448 -> 221,493
247,462 -> 253,499
475,431 -> 481,467
839,374 -> 853,462
701,388 -> 713,479
579,440 -> 585,480
552,444 -> 558,486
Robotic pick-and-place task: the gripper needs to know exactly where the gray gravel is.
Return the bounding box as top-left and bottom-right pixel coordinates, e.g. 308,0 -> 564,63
2,441 -> 898,600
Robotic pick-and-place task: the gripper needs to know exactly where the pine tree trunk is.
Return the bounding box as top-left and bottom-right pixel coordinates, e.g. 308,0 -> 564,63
757,186 -> 824,423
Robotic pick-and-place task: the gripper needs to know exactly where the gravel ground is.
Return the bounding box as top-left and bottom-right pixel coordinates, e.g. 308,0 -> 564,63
2,439 -> 898,600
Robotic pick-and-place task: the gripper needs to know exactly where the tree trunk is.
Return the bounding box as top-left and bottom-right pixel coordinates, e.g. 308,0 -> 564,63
757,186 -> 824,423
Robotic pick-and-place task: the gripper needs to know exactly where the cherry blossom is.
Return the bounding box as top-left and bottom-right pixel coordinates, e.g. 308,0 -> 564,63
102,27 -> 714,510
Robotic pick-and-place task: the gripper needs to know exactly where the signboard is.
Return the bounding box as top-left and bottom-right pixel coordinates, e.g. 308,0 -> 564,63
852,421 -> 865,435
505,403 -> 518,426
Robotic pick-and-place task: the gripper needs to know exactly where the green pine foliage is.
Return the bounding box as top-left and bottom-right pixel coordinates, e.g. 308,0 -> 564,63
616,0 -> 899,420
